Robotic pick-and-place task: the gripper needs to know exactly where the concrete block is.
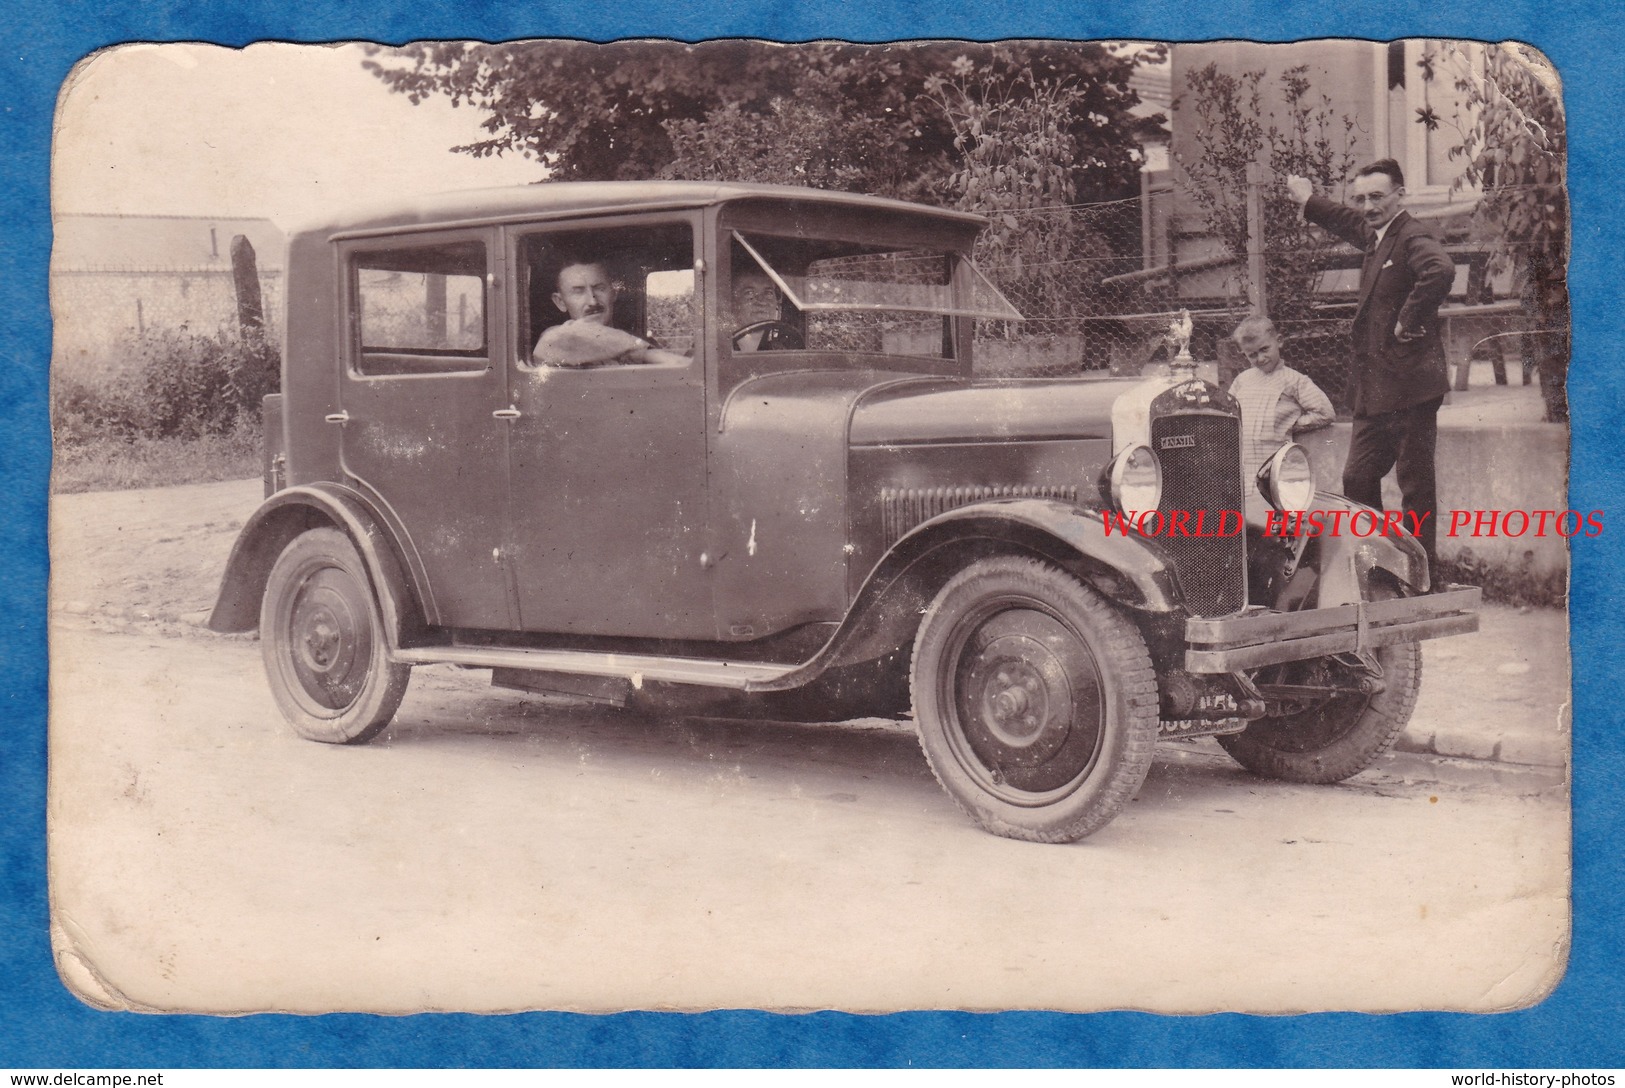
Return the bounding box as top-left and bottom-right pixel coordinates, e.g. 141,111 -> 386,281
1495,731 -> 1568,768
1395,728 -> 1435,756
1310,420 -> 1569,578
1431,729 -> 1500,762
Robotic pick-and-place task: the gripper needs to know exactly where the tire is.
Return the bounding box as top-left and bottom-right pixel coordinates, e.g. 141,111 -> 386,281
1216,595 -> 1422,783
910,556 -> 1159,843
259,527 -> 410,744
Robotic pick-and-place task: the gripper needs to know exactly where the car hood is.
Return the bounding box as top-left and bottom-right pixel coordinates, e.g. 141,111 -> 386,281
848,376 -> 1138,446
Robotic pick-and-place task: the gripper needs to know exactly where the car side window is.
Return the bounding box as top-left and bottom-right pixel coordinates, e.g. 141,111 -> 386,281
352,239 -> 488,376
643,268 -> 697,357
519,223 -> 695,368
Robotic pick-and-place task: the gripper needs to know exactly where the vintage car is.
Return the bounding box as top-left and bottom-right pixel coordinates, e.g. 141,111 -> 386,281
209,181 -> 1480,843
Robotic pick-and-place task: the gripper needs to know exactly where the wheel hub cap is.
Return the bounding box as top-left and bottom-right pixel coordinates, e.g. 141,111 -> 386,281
954,608 -> 1104,792
287,569 -> 371,710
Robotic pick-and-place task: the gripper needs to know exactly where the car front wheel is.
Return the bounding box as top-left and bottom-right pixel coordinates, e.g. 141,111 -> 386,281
910,556 -> 1159,843
1216,640 -> 1421,783
260,527 -> 410,743
1217,582 -> 1422,783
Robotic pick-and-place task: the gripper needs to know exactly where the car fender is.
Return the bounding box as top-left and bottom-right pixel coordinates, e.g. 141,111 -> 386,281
750,497 -> 1182,692
1303,492 -> 1431,603
207,483 -> 424,646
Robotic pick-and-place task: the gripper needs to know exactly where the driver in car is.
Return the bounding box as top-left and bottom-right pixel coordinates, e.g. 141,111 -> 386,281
534,257 -> 686,367
730,267 -> 803,352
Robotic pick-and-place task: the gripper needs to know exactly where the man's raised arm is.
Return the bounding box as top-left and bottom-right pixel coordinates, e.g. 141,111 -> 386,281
1286,173 -> 1371,251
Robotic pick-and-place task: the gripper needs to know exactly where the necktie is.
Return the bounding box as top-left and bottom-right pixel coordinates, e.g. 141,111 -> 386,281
1361,236 -> 1380,285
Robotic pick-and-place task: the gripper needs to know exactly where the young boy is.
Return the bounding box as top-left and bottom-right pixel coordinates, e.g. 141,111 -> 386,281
1226,315 -> 1336,476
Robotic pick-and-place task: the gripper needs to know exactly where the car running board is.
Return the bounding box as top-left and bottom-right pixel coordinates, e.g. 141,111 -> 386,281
390,644 -> 797,691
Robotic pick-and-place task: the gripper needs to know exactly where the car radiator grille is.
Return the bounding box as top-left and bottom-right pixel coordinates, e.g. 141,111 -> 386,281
881,485 -> 1078,547
1151,412 -> 1247,617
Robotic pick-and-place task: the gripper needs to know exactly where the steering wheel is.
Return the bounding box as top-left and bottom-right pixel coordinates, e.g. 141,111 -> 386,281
731,320 -> 805,351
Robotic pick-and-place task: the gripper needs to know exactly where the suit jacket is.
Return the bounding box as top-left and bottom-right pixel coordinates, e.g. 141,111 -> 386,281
1304,195 -> 1456,416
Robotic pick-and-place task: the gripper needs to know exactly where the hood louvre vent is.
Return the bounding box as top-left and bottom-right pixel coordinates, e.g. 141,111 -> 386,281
881,485 -> 1077,546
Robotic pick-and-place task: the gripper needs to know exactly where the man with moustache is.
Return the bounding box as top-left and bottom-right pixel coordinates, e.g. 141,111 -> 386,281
534,257 -> 685,367
1286,160 -> 1455,566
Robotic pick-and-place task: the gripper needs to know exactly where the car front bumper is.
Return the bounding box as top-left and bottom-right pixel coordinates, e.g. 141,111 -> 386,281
1182,586 -> 1482,674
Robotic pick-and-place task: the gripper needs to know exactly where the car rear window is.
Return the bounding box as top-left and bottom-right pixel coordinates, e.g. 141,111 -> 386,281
353,240 -> 488,375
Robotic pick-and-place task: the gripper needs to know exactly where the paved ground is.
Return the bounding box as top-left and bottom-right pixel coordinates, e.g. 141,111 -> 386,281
1403,604 -> 1568,768
1439,360 -> 1554,426
49,623 -> 1568,1014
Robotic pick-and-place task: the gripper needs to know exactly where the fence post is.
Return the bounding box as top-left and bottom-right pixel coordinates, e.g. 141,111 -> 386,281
1245,161 -> 1267,317
231,235 -> 265,336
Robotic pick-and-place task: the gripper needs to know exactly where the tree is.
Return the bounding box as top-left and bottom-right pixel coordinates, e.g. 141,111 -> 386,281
659,65 -> 898,190
1176,63 -> 1357,323
362,41 -> 1162,204
1419,42 -> 1568,421
924,60 -> 1116,332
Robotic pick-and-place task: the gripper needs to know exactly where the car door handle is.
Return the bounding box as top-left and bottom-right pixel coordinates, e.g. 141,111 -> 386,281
324,411 -> 349,424
492,406 -> 522,420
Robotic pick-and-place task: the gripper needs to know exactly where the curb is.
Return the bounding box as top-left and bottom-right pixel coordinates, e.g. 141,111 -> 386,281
1396,725 -> 1568,772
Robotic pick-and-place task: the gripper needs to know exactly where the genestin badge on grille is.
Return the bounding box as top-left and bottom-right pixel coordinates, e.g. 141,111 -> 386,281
1159,434 -> 1196,450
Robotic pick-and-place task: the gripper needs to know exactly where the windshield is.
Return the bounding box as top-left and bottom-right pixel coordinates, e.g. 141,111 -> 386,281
734,232 -> 1022,321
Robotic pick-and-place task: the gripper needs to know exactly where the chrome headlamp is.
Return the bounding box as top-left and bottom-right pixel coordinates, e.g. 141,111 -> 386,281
1256,443 -> 1315,514
1099,445 -> 1163,513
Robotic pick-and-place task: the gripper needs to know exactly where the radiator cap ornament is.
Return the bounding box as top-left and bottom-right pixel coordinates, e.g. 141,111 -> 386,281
1168,308 -> 1196,378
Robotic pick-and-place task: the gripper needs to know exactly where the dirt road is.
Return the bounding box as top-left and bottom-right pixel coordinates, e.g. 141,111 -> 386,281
46,479 -> 1571,1015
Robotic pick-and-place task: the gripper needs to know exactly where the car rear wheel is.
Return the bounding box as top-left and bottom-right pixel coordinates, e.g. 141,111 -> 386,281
910,556 -> 1159,842
260,527 -> 410,743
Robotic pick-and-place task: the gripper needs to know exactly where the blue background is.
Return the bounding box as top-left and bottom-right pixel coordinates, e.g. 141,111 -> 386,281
3,1 -> 1621,1069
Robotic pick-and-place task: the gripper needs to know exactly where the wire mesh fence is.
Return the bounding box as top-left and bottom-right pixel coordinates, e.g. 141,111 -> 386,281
971,195 -> 1189,380
967,193 -> 1559,419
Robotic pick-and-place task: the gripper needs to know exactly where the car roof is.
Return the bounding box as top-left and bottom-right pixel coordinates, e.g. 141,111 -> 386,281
296,180 -> 988,239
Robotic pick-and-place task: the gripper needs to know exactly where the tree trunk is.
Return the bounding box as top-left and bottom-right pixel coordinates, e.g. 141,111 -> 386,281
1521,252 -> 1569,423
231,235 -> 265,337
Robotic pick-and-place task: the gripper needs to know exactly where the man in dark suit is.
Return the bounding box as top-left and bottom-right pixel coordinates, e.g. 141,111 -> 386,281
1286,160 -> 1456,568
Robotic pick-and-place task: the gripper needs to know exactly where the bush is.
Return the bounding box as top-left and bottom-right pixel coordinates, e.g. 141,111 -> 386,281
50,372 -> 147,445
51,417 -> 264,494
1433,551 -> 1566,610
53,326 -> 279,446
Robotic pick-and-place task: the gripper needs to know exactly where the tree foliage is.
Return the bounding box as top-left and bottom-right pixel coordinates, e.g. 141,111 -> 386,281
927,62 -> 1082,262
924,60 -> 1118,331
1420,42 -> 1567,420
1423,43 -> 1566,271
1176,63 -> 1357,322
660,66 -> 897,190
362,41 -> 1162,204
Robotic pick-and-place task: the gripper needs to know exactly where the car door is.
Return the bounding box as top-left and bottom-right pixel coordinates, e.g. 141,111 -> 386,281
336,228 -> 517,630
501,217 -> 714,639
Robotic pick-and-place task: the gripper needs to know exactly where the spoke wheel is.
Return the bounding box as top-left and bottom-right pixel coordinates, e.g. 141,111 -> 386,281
260,527 -> 410,743
911,557 -> 1158,842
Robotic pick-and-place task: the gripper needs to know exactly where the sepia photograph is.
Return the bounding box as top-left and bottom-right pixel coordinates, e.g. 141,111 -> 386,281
46,38 -> 1571,1016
